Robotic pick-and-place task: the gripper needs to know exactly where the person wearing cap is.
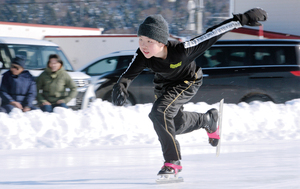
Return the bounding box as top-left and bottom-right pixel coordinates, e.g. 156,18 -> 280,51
0,55 -> 37,113
36,54 -> 77,113
112,8 -> 267,175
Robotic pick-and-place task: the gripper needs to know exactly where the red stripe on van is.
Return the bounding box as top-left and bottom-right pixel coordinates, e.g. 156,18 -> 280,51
290,71 -> 300,76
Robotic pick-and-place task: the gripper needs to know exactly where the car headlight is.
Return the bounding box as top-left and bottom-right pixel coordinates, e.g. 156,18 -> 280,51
73,79 -> 90,88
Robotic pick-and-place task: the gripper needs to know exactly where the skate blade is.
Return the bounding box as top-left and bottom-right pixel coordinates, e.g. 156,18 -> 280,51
216,98 -> 224,156
156,174 -> 184,184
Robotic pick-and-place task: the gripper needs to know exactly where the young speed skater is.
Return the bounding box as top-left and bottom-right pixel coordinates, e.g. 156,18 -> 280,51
112,8 -> 267,176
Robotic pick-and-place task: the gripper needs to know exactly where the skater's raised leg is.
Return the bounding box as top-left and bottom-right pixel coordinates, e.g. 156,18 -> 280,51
173,107 -> 220,147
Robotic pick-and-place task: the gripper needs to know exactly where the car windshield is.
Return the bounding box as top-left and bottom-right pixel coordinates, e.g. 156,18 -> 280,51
84,55 -> 133,76
4,44 -> 73,71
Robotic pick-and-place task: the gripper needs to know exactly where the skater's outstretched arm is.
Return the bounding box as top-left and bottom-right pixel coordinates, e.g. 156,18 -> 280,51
184,8 -> 267,62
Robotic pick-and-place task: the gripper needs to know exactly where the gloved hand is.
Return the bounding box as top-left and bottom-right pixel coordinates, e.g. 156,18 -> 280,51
112,83 -> 128,106
234,8 -> 267,26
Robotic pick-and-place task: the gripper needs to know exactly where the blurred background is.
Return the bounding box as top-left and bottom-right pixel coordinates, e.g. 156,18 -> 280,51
1,0 -> 299,38
0,0 -> 232,38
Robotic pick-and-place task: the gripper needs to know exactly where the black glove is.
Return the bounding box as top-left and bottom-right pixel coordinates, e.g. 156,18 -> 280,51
112,83 -> 128,106
234,8 -> 267,26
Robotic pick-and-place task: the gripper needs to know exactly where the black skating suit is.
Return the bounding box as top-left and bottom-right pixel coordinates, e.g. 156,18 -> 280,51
116,17 -> 242,161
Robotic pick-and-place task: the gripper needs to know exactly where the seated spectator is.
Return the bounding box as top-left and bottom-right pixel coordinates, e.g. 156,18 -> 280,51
0,55 -> 37,113
36,54 -> 77,112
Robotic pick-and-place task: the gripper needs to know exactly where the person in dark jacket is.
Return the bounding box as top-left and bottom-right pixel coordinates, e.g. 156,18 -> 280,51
112,8 -> 267,175
0,55 -> 37,113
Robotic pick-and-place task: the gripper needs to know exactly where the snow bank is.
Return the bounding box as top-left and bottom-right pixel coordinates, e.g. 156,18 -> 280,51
0,99 -> 300,150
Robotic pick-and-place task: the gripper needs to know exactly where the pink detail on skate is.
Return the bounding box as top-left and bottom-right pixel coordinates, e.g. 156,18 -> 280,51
207,126 -> 220,139
164,163 -> 182,174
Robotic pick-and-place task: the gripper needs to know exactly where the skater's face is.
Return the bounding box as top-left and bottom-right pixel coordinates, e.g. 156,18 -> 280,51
139,36 -> 165,59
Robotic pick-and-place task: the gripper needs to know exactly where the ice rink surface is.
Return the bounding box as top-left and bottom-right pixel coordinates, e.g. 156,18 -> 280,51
0,140 -> 299,189
1,99 -> 300,188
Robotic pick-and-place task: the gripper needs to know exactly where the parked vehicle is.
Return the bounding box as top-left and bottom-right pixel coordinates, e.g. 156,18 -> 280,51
0,37 -> 95,110
79,39 -> 300,105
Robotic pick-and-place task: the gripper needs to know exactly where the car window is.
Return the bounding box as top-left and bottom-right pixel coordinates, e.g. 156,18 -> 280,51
9,45 -> 41,69
40,47 -> 73,71
85,55 -> 133,76
5,44 -> 73,70
196,47 -> 247,68
116,55 -> 134,70
252,46 -> 297,65
86,56 -> 119,75
0,44 -> 12,68
253,47 -> 272,65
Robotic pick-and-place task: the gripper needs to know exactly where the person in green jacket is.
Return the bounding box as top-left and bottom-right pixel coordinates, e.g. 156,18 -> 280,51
36,54 -> 77,112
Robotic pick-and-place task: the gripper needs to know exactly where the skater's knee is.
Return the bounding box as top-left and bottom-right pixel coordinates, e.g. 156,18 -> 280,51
149,108 -> 163,120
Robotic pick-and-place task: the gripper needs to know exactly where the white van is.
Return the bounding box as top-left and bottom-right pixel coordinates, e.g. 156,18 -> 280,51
0,37 -> 95,110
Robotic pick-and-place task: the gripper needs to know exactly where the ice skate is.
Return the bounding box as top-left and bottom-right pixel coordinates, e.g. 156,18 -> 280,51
203,108 -> 220,147
156,160 -> 184,184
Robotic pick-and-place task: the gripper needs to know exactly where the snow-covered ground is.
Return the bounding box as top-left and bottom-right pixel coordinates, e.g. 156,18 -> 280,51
0,99 -> 300,188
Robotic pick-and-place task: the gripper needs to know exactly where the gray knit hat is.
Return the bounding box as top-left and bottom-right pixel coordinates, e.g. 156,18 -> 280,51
12,55 -> 26,68
137,14 -> 169,45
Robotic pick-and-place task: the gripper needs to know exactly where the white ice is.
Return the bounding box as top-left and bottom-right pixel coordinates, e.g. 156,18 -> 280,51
0,99 -> 299,188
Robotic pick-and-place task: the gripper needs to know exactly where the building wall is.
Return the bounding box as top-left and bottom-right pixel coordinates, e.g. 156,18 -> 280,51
44,35 -> 139,69
0,22 -> 103,40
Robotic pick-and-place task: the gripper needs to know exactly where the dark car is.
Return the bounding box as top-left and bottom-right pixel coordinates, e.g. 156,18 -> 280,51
79,39 -> 300,105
